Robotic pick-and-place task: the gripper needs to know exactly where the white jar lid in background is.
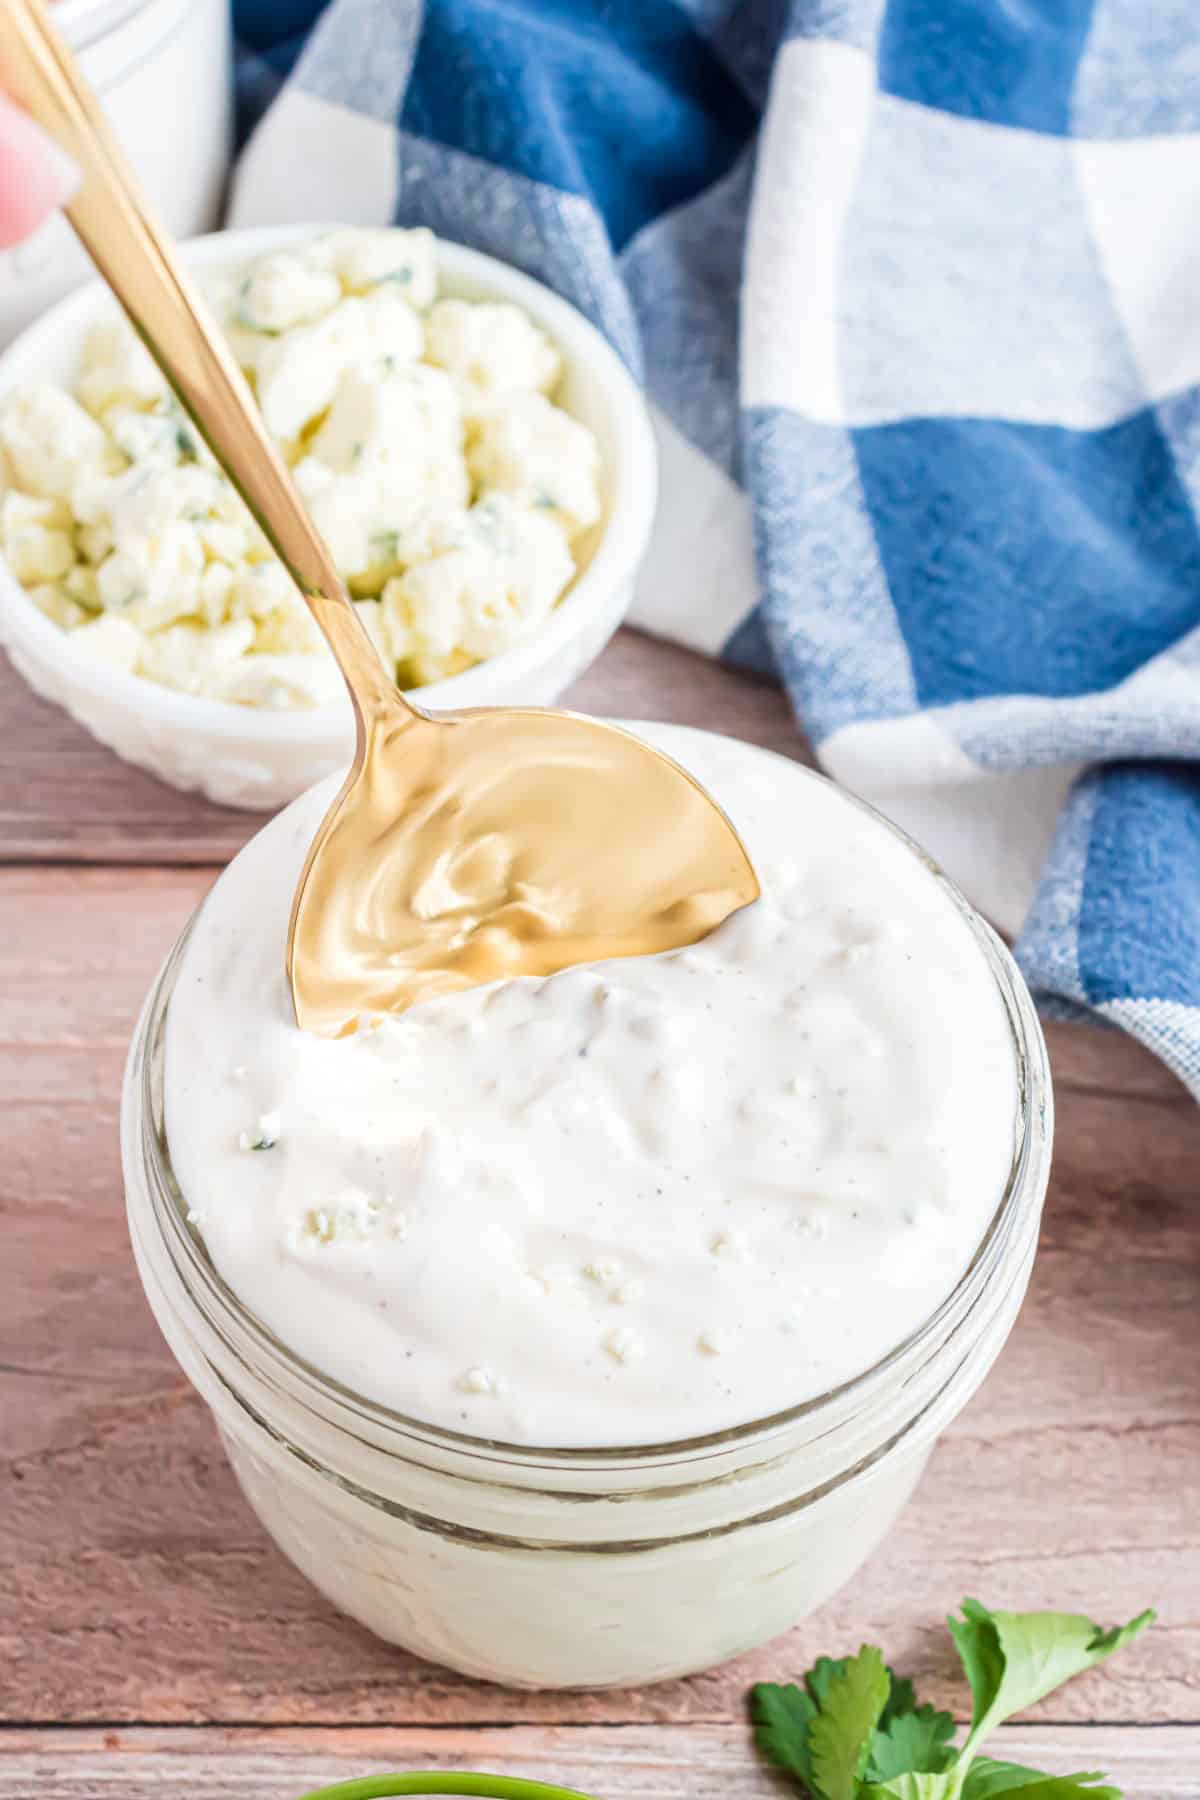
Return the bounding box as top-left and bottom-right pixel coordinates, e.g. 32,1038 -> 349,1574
55,0 -> 149,55
57,0 -> 218,97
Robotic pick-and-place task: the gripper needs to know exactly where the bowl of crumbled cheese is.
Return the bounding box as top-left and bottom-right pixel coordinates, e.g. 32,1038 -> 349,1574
0,224 -> 656,807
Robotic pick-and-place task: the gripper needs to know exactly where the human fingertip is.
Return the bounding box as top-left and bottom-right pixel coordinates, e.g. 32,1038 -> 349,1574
0,95 -> 78,248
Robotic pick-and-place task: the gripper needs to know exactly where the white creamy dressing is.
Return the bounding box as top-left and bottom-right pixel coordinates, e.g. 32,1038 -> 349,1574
164,725 -> 1018,1447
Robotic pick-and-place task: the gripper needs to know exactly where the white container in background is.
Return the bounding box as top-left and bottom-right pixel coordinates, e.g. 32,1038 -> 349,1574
0,0 -> 232,346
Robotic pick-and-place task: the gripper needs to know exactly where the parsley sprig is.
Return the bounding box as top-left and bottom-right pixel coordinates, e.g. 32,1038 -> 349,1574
751,1599 -> 1154,1800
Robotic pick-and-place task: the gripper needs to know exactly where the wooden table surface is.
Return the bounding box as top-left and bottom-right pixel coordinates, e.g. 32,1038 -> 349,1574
2,630 -> 1198,1799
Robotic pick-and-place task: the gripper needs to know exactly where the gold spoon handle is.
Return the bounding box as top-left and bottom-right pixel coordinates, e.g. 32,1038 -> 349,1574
0,0 -> 409,729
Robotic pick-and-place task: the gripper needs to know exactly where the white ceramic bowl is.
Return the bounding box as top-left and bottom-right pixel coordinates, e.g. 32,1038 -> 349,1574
0,225 -> 657,808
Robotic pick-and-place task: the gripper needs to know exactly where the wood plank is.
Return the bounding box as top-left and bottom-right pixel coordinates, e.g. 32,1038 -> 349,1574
0,629 -> 804,864
1042,1016 -> 1197,1103
0,1725 -> 1195,1799
1,867 -> 1196,1726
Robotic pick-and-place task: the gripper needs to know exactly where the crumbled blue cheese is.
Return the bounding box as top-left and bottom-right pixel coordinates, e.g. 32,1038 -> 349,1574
379,491 -> 574,683
698,1327 -> 733,1356
531,1263 -> 585,1304
0,492 -> 74,582
583,1259 -> 643,1308
311,226 -> 438,307
467,391 -> 601,537
239,1110 -> 281,1152
75,320 -> 168,414
290,1188 -> 407,1249
459,1366 -> 499,1395
0,229 -> 601,706
235,252 -> 342,335
604,1327 -> 645,1364
424,298 -> 560,412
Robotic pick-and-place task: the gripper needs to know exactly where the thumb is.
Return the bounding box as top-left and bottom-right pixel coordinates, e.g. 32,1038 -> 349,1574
0,93 -> 78,248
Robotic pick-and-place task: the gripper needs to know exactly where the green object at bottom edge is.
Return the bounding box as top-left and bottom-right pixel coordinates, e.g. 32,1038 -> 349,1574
298,1774 -> 598,1800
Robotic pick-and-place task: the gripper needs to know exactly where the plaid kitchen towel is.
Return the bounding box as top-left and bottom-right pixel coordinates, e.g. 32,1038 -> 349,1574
230,0 -> 1200,1098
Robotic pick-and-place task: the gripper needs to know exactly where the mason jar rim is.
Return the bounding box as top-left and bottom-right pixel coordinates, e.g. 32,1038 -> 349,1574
132,762 -> 1052,1473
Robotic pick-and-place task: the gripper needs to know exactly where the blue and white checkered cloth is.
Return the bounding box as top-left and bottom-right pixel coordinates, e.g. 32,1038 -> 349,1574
231,0 -> 1200,1099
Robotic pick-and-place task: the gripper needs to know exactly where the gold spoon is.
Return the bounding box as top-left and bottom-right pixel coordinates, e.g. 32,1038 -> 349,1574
0,0 -> 760,1036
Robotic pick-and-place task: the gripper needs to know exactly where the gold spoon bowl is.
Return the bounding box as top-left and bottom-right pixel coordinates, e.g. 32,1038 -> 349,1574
0,0 -> 760,1034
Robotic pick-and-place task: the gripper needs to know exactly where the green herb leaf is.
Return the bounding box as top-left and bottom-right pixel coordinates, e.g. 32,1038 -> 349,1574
806,1656 -> 852,1707
809,1645 -> 891,1800
751,1681 -> 819,1790
1087,1615 -> 1157,1660
752,1658 -> 931,1796
861,1773 -> 957,1800
956,1765 -> 1046,1799
749,1601 -> 1152,1800
950,1600 -> 1155,1765
879,1676 -> 919,1728
959,1764 -> 1120,1800
867,1706 -> 957,1781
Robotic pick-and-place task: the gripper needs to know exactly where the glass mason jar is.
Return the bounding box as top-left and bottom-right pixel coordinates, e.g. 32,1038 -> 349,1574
122,873 -> 1052,1692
